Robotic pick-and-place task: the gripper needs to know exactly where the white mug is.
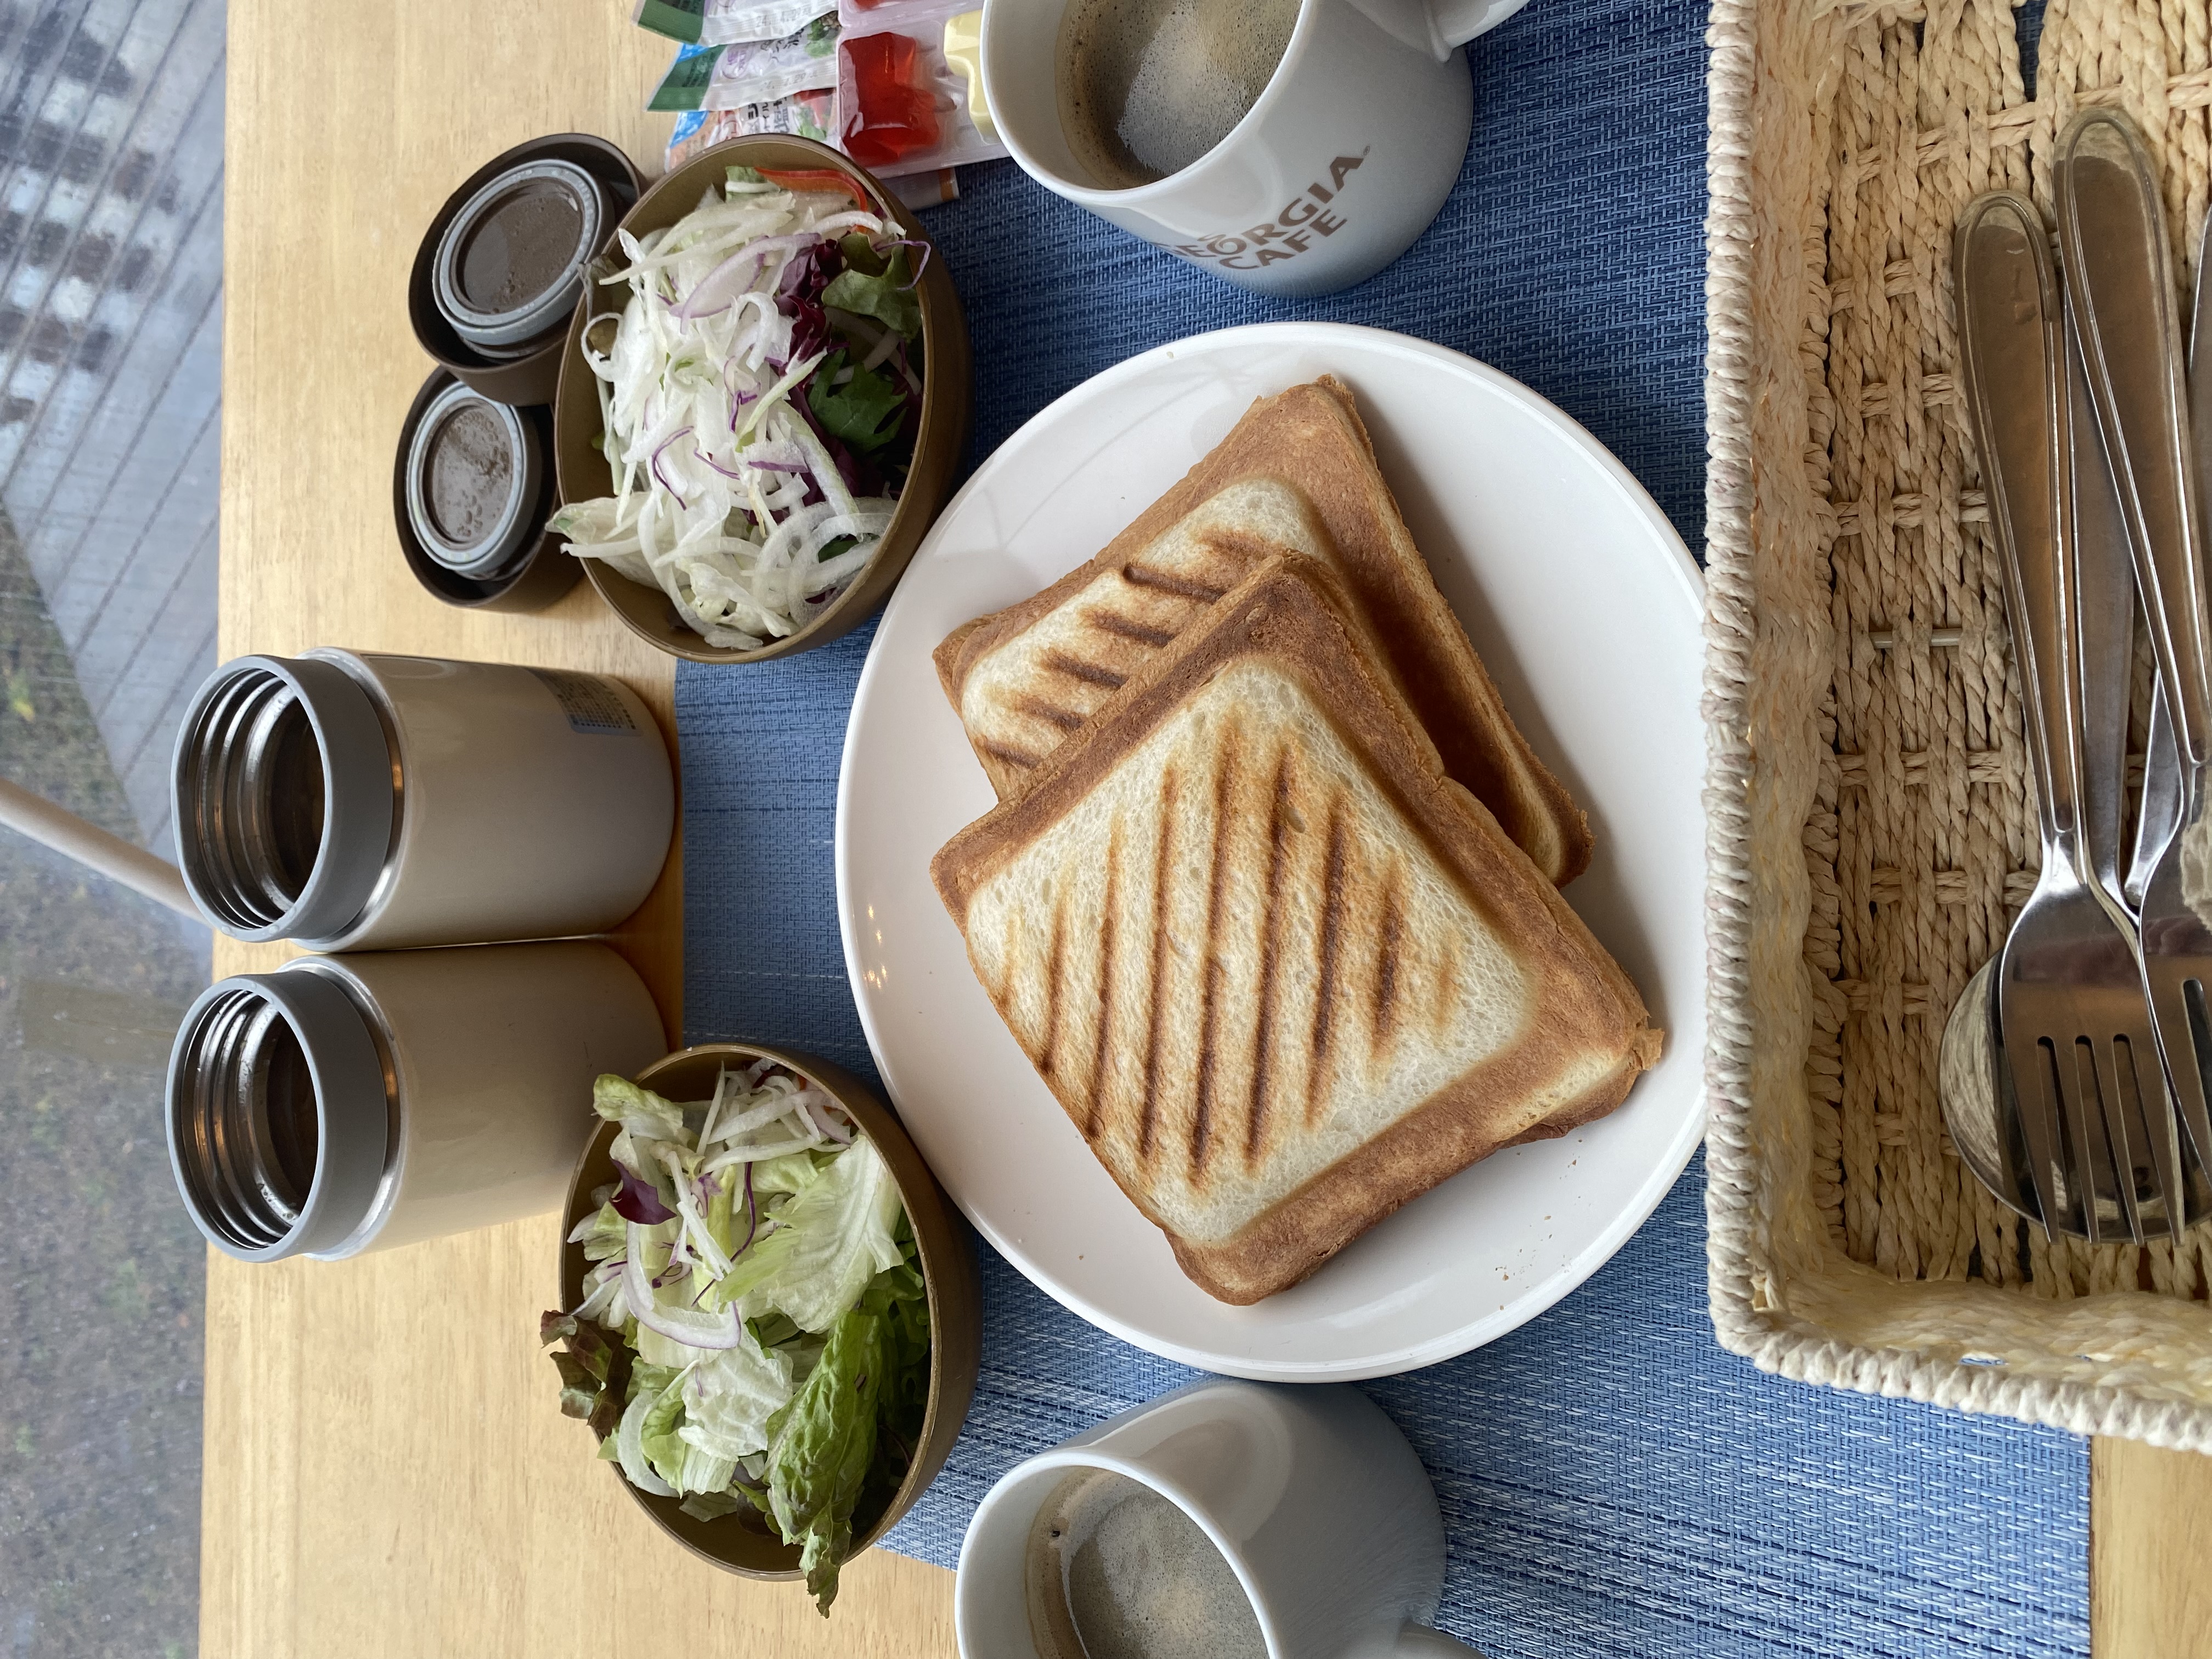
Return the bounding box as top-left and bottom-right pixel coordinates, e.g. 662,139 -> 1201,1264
956,1380 -> 1484,1658
978,0 -> 1530,296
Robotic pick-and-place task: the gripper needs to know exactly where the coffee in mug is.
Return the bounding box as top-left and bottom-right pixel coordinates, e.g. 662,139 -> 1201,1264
1056,0 -> 1302,188
982,0 -> 1536,296
1025,1469 -> 1267,1659
956,1381 -> 1486,1658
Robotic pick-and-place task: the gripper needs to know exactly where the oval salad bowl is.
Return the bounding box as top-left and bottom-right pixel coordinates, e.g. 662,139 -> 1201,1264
551,136 -> 972,665
554,1041 -> 981,1593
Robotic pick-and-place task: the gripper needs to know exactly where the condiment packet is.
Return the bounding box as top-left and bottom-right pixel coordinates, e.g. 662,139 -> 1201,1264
837,16 -> 1003,176
665,90 -> 840,168
636,0 -> 834,44
835,0 -> 975,30
648,16 -> 842,112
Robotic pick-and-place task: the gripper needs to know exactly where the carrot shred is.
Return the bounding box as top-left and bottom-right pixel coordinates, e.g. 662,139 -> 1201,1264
757,167 -> 867,210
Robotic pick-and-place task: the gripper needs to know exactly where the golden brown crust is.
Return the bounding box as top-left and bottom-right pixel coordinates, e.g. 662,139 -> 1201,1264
1168,1049 -> 1651,1304
937,377 -> 1594,885
932,556 -> 1658,1304
932,616 -> 986,711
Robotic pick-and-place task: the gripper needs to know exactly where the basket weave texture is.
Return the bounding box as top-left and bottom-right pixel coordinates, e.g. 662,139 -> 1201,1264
1705,0 -> 2212,1447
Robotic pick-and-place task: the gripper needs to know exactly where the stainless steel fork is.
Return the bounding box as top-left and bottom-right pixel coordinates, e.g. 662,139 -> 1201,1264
2057,110 -> 2212,1201
1958,191 -> 2166,1241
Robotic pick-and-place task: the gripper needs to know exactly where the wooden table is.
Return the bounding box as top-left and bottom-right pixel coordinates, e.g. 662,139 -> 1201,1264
207,2 -> 955,1652
209,1 -> 2210,1652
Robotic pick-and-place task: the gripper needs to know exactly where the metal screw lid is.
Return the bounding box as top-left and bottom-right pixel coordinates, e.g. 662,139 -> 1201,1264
171,654 -> 397,945
165,968 -> 392,1262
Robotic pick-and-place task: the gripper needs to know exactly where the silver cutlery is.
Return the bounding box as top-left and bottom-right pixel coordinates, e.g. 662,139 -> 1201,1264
1954,188 -> 2166,1243
2056,109 -> 2212,1194
1937,306 -> 2163,1237
2067,292 -> 2191,1237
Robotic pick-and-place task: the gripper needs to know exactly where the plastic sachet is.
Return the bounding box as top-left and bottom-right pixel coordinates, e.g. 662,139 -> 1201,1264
648,15 -> 842,112
635,0 -> 833,45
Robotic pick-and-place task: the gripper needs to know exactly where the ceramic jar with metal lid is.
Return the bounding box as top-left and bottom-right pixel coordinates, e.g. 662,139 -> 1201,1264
172,649 -> 673,951
166,942 -> 664,1261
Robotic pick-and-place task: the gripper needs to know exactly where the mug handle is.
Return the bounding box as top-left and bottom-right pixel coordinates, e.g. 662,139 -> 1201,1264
1355,1621 -> 1490,1658
1431,0 -> 1533,49
1347,0 -> 1533,59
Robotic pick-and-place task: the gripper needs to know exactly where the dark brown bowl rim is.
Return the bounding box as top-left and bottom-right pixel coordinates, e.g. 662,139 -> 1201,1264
551,135 -> 971,665
556,1041 -> 979,1582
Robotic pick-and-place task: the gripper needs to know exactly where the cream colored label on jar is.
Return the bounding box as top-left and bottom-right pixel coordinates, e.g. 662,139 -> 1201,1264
529,668 -> 637,735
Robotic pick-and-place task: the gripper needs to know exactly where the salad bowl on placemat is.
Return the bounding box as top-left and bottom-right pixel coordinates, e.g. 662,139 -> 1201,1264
553,1042 -> 980,1595
551,136 -> 972,665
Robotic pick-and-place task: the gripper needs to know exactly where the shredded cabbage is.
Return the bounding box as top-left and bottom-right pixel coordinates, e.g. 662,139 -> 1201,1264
549,171 -> 911,648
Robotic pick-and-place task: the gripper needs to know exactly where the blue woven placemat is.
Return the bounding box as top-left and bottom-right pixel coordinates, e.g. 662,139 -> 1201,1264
675,3 -> 2091,1654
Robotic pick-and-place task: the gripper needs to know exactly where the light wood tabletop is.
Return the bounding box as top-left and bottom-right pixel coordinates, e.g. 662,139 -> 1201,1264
210,1 -> 2209,1653
207,1 -> 956,1652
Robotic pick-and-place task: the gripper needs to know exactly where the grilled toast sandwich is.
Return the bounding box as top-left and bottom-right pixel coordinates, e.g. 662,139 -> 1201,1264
930,555 -> 1661,1304
933,377 -> 1595,885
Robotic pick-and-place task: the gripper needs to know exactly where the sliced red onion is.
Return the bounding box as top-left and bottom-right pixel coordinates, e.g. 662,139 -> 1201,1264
697,450 -> 748,482
651,426 -> 695,508
612,1164 -> 675,1225
623,1223 -> 742,1349
674,234 -> 822,319
750,459 -> 806,473
733,1164 -> 759,1257
876,236 -> 932,287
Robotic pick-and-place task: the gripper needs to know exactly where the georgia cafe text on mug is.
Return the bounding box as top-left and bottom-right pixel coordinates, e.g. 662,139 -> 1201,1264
1169,150 -> 1370,275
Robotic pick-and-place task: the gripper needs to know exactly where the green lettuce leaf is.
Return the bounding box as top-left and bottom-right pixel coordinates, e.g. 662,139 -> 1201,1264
592,1074 -> 689,1141
567,1200 -> 628,1262
679,1488 -> 752,1521
765,1306 -> 884,1615
703,1138 -> 906,1330
821,248 -> 921,340
859,1239 -> 930,1477
638,1368 -> 694,1493
751,1149 -> 827,1197
805,350 -> 907,454
678,1330 -> 795,1460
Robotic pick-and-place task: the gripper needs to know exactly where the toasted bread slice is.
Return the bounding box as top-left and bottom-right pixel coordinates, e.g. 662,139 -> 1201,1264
931,556 -> 1660,1304
933,377 -> 1594,885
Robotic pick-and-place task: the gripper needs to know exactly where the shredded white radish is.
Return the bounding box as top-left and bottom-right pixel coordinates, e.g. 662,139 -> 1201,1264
549,173 -> 904,647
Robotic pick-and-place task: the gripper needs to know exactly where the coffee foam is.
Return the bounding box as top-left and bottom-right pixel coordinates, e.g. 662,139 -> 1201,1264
1056,0 -> 1300,189
1024,1468 -> 1268,1659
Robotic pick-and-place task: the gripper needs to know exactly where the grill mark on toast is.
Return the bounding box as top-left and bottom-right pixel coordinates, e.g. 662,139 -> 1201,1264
1039,889 -> 1069,1078
1245,749 -> 1296,1169
1190,745 -> 1237,1182
1372,864 -> 1405,1057
1137,766 -> 1180,1161
1122,562 -> 1228,603
1084,816 -> 1124,1141
980,737 -> 1042,772
1307,792 -> 1348,1127
1432,934 -> 1463,1036
1011,693 -> 1088,732
1041,650 -> 1127,690
1084,607 -> 1177,650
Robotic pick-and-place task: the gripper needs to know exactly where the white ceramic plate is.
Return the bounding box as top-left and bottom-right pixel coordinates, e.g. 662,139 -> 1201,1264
837,323 -> 1703,1381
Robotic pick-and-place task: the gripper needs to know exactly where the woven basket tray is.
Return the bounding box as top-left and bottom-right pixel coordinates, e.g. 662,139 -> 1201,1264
1704,0 -> 2212,1447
